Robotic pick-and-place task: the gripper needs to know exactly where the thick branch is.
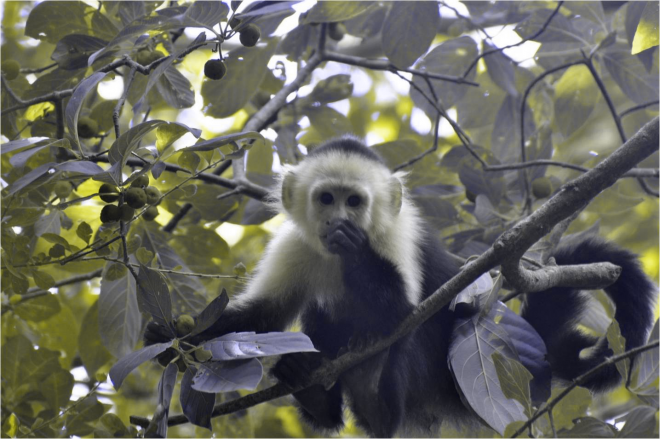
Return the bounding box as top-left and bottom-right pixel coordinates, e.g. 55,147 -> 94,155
502,261 -> 621,293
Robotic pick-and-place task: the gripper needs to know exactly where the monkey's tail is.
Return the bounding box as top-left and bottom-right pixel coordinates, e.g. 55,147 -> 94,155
521,237 -> 656,392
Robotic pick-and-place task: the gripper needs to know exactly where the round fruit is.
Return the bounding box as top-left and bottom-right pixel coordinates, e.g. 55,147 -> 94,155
1,59 -> 20,80
195,349 -> 213,362
136,50 -> 152,66
328,22 -> 346,41
77,116 -> 99,138
150,50 -> 165,64
119,205 -> 135,222
144,186 -> 161,204
176,314 -> 195,337
532,177 -> 553,199
204,59 -> 227,80
131,175 -> 149,188
125,187 -> 147,209
465,190 -> 477,203
53,181 -> 73,199
99,184 -> 119,203
100,205 -> 121,223
143,206 -> 159,221
239,24 -> 261,47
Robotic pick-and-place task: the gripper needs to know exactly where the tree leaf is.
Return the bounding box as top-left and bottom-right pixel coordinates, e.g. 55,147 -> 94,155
14,293 -> 60,322
304,1 -> 374,23
606,319 -> 630,382
204,331 -> 317,361
179,1 -> 229,29
632,2 -> 659,55
78,300 -> 113,378
492,353 -> 534,417
616,405 -> 657,438
141,224 -> 207,315
35,210 -> 61,237
190,289 -> 229,337
7,161 -> 104,195
180,367 -> 215,430
554,65 -> 599,138
483,41 -> 517,96
202,39 -> 278,118
156,65 -> 195,109
109,341 -> 173,389
52,34 -> 108,70
192,358 -> 263,392
41,369 -> 74,410
99,259 -> 140,359
156,363 -> 179,438
381,1 -> 438,68
136,264 -> 174,331
25,1 -> 93,43
76,221 -> 93,244
602,42 -> 659,105
411,36 -> 478,113
558,417 -> 616,438
66,72 -> 108,153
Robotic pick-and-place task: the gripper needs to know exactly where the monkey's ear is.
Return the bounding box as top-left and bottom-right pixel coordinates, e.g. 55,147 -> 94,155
390,176 -> 403,214
281,171 -> 297,213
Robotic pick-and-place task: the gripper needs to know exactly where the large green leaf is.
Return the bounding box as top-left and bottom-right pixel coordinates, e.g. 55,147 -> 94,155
554,65 -> 599,138
25,1 -> 93,43
381,1 -> 438,68
78,301 -> 113,378
632,2 -> 659,55
304,1 -> 375,23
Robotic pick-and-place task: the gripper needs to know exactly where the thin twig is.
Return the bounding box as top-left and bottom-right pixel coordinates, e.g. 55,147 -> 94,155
620,100 -> 659,119
463,1 -> 564,77
511,340 -> 660,437
81,257 -> 244,280
393,111 -> 442,171
547,409 -> 557,438
20,62 -> 57,74
54,99 -> 64,140
113,63 -> 138,139
484,160 -> 659,178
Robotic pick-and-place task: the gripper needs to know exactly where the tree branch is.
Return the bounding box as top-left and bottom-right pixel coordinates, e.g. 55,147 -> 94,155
511,340 -> 660,438
131,117 -> 659,429
502,260 -> 621,293
484,160 -> 658,178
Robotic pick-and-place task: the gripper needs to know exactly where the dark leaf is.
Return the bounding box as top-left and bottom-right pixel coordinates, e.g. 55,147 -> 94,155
109,341 -> 173,389
382,1 -> 438,68
25,1 -> 93,43
65,72 -> 108,153
99,259 -> 140,358
458,162 -> 505,206
35,210 -> 61,237
192,358 -> 263,392
411,37 -> 478,113
601,43 -> 659,105
156,65 -> 195,109
78,301 -> 113,378
136,264 -> 174,331
606,320 -> 630,382
483,41 -> 517,96
7,161 -> 104,195
629,320 -> 659,402
190,290 -> 229,337
204,331 -> 317,361
156,363 -> 178,438
180,367 -> 215,430
179,1 -> 229,29
76,221 -> 93,244
411,195 -> 459,229
554,65 -> 598,137
52,34 -> 108,70
141,224 -> 206,314
514,8 -> 582,43
491,94 -> 535,162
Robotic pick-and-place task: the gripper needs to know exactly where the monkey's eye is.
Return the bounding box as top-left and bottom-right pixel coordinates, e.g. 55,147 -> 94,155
347,195 -> 361,207
320,192 -> 334,205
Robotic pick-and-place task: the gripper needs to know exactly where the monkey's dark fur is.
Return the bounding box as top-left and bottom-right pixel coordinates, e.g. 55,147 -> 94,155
146,137 -> 656,437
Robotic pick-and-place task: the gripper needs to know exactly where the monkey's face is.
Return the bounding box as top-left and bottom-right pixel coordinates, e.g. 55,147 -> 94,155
309,184 -> 372,254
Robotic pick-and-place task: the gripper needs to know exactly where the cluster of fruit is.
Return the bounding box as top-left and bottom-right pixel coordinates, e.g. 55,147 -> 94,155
98,175 -> 161,223
157,314 -> 213,372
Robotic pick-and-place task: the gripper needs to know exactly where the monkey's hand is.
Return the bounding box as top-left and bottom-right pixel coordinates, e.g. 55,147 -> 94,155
271,352 -> 324,390
326,219 -> 368,259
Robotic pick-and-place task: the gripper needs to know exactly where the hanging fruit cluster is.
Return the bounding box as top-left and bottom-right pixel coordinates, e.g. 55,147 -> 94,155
98,175 -> 161,223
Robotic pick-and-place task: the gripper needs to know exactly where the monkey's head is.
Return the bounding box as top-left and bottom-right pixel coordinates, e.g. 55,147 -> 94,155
276,137 -> 405,256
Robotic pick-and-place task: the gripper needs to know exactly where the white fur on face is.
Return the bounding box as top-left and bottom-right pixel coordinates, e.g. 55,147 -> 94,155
263,151 -> 426,306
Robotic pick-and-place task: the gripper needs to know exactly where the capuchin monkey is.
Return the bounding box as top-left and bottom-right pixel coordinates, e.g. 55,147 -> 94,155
145,137 -> 656,437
